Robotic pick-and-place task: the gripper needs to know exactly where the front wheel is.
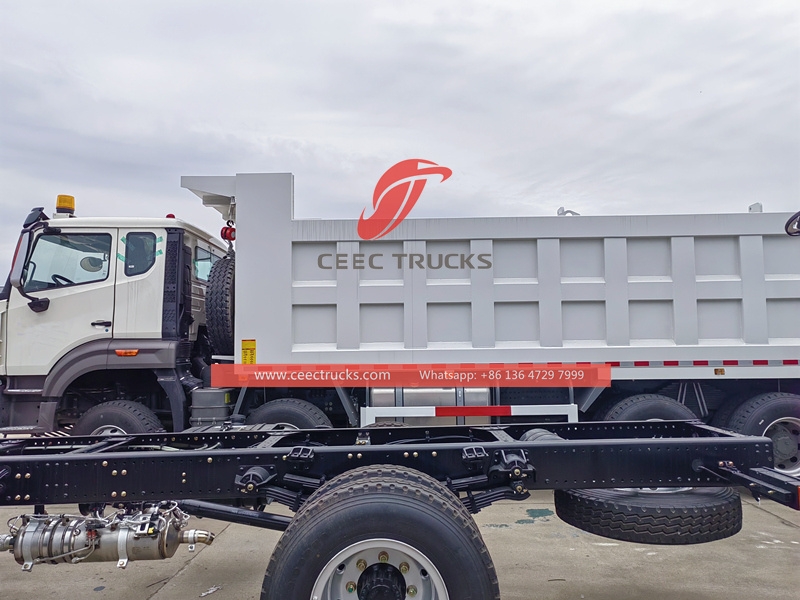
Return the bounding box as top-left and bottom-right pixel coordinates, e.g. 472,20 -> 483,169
261,467 -> 499,600
72,400 -> 164,435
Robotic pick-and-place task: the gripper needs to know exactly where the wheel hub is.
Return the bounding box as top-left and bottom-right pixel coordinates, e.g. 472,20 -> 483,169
358,563 -> 406,600
765,418 -> 800,474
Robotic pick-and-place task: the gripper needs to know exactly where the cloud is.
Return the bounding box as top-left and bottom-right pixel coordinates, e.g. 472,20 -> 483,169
0,0 -> 798,278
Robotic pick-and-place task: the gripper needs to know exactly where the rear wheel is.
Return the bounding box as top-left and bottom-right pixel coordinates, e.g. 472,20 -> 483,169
72,400 -> 164,435
599,393 -> 696,421
262,467 -> 499,600
709,398 -> 744,429
245,398 -> 333,429
728,392 -> 800,476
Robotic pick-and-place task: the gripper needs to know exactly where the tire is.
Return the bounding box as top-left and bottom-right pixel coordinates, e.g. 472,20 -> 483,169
709,398 -> 744,429
262,467 -> 500,600
206,255 -> 235,356
72,400 -> 165,435
300,465 -> 478,525
601,393 -> 696,421
554,487 -> 742,544
728,392 -> 800,476
245,398 -> 333,429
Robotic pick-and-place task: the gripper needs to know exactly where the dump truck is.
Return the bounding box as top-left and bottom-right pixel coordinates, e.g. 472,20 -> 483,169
1,169 -> 798,478
0,172 -> 798,599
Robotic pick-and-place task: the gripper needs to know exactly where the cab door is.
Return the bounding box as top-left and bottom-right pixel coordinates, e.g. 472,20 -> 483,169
4,228 -> 117,376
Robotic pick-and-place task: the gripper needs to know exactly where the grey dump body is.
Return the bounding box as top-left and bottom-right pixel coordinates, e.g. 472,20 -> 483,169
182,173 -> 799,369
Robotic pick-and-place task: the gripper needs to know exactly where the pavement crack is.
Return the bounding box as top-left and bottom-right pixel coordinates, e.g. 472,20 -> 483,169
145,522 -> 232,600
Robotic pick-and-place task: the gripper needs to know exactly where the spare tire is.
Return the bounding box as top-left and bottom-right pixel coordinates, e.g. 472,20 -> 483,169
554,487 -> 742,544
206,255 -> 235,356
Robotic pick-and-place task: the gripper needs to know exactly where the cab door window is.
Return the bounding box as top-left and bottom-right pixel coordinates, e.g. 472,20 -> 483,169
22,233 -> 112,292
124,232 -> 157,277
194,247 -> 220,281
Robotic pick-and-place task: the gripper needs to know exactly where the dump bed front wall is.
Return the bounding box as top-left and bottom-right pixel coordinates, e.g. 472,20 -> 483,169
227,174 -> 799,366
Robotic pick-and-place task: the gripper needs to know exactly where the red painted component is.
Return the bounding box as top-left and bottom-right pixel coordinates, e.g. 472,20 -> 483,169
221,226 -> 236,241
435,406 -> 513,417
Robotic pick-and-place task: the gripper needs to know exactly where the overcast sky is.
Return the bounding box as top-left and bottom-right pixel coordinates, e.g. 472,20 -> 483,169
1,1 -> 798,276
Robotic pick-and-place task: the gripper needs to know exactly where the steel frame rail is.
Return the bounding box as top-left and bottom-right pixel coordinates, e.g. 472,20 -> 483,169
1,421 -> 798,529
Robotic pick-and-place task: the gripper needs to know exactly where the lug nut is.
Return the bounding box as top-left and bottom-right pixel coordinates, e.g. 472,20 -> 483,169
346,581 -> 357,593
356,559 -> 367,571
408,585 -> 418,597
399,562 -> 410,574
378,551 -> 389,563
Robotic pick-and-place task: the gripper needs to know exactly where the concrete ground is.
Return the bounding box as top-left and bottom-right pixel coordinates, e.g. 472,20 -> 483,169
0,490 -> 797,600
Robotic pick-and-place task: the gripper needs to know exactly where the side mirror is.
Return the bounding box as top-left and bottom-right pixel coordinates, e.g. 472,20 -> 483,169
8,231 -> 49,312
9,231 -> 30,289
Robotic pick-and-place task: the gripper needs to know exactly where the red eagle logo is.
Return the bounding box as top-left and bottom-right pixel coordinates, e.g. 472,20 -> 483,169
357,159 -> 452,240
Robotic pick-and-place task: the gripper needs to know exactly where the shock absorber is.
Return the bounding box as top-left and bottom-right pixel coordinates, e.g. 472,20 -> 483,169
2,502 -> 214,571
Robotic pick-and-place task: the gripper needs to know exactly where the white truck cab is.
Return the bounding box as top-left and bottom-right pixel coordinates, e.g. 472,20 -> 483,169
0,197 -> 226,433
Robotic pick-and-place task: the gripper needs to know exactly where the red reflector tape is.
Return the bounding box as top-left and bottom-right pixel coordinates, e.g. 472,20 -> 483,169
784,359 -> 799,365
693,360 -> 709,366
753,360 -> 769,366
435,406 -> 513,417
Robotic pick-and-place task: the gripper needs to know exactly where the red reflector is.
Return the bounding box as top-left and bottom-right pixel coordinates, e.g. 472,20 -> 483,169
784,359 -> 799,365
115,349 -> 139,357
723,360 -> 738,366
435,406 -> 513,417
693,360 -> 709,366
634,361 -> 649,367
753,360 -> 769,366
166,213 -> 176,218
664,361 -> 679,366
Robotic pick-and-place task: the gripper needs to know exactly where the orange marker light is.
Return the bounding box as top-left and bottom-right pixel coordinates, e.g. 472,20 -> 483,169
115,349 -> 139,357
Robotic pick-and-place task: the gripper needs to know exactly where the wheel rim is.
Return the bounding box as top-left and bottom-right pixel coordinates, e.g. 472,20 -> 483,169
310,538 -> 449,600
763,417 -> 800,476
90,425 -> 128,436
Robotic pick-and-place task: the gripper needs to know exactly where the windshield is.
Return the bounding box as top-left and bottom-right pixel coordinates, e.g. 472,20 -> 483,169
22,233 -> 112,292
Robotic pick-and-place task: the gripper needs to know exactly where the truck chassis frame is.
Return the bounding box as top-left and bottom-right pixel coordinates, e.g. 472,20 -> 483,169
2,421 -> 797,518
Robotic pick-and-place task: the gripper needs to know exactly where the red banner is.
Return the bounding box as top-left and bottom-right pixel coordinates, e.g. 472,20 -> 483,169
211,363 -> 611,388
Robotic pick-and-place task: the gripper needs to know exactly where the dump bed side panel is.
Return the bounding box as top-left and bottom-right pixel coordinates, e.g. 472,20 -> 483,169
186,173 -> 800,366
